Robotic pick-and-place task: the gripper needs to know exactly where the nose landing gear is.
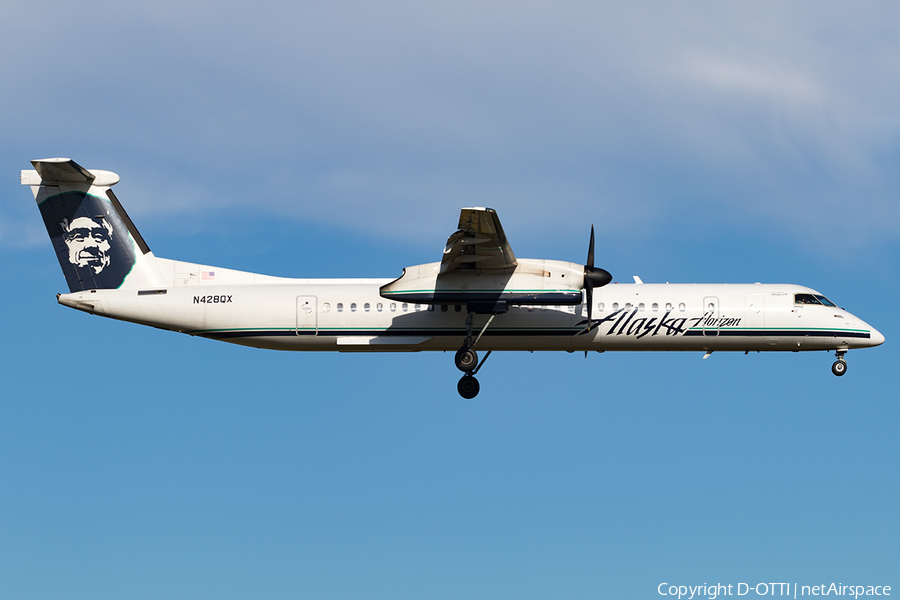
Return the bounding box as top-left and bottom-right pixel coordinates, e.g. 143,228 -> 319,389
832,350 -> 847,376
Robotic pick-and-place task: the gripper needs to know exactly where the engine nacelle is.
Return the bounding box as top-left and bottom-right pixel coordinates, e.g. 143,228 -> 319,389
379,258 -> 585,309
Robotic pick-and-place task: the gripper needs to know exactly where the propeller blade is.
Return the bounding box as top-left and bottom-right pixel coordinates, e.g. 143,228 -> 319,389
582,224 -> 611,333
587,225 -> 595,269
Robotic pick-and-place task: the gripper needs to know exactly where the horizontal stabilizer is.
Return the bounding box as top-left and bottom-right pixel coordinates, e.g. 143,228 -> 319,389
23,158 -> 119,187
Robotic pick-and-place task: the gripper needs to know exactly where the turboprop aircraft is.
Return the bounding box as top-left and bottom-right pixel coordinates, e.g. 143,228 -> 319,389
24,158 -> 884,398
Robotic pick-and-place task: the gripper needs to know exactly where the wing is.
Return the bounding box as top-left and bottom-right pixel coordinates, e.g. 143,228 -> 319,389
439,207 -> 517,274
380,206 -> 584,307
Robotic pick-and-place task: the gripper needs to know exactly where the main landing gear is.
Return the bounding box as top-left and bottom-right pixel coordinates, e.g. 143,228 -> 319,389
832,350 -> 848,377
454,311 -> 496,399
455,347 -> 492,399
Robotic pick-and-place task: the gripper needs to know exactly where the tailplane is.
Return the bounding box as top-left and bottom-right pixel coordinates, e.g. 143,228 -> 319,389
23,158 -> 167,292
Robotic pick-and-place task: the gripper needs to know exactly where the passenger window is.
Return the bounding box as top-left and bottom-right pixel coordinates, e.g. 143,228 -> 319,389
638,303 -> 645,311
415,304 -> 422,312
364,303 -> 370,312
625,303 -> 633,310
322,302 -> 331,313
455,305 -> 462,312
652,303 -> 658,312
402,303 -> 409,312
350,303 -> 357,312
377,303 -> 383,312
598,302 -> 604,311
441,305 -> 448,312
678,303 -> 685,312
390,303 -> 397,312
612,302 -> 619,310
428,305 -> 434,311
337,303 -> 344,313
666,303 -> 673,311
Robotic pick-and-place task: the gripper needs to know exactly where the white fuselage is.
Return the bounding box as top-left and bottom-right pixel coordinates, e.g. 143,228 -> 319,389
57,258 -> 884,355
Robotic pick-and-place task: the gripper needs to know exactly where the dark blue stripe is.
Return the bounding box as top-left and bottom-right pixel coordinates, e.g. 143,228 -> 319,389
200,328 -> 579,339
683,329 -> 870,339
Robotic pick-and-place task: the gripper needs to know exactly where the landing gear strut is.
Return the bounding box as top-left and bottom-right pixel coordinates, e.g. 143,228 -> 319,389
832,350 -> 847,377
454,311 -> 496,398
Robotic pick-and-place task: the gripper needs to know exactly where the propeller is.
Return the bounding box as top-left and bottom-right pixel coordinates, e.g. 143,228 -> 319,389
582,225 -> 612,333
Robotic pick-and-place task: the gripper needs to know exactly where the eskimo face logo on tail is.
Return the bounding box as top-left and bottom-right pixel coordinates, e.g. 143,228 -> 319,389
38,191 -> 138,291
60,216 -> 113,275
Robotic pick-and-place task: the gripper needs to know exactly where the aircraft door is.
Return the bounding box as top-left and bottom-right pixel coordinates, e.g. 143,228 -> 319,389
296,295 -> 317,336
703,296 -> 719,336
745,294 -> 765,332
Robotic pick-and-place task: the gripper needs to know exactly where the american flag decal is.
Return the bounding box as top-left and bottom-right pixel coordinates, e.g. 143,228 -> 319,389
201,271 -> 216,280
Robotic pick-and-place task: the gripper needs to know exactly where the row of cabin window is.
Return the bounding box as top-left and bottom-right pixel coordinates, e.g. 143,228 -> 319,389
602,302 -> 687,312
322,302 -> 437,313
524,302 -> 687,312
320,302 -> 688,313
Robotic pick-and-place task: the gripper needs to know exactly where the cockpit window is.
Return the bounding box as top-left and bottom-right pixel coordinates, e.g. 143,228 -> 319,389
814,294 -> 836,307
794,293 -> 820,305
794,293 -> 838,307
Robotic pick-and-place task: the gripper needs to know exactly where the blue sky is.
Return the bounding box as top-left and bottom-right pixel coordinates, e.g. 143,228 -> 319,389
1,2 -> 898,598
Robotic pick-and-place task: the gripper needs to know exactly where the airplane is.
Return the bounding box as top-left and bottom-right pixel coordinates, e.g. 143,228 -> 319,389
24,158 -> 884,398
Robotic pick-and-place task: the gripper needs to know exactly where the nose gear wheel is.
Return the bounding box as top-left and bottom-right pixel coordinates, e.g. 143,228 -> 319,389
832,350 -> 848,376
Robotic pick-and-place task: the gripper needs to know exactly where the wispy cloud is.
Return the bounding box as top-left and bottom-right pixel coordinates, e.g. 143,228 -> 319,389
681,56 -> 823,105
3,1 -> 900,252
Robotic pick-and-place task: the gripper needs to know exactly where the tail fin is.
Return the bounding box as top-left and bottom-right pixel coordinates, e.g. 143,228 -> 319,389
23,158 -> 167,292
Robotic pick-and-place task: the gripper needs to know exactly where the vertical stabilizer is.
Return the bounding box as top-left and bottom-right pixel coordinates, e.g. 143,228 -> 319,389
23,158 -> 167,292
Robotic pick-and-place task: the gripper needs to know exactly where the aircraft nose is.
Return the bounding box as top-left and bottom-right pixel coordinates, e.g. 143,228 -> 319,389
869,326 -> 885,347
